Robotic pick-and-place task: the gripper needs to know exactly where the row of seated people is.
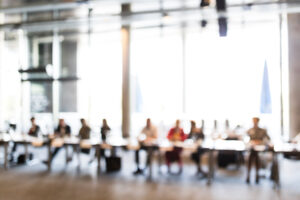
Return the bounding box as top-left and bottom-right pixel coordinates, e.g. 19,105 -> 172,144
133,117 -> 271,184
10,116 -> 271,184
10,118 -> 111,164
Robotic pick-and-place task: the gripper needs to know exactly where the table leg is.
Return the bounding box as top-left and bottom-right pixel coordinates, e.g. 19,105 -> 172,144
77,145 -> 80,170
158,150 -> 162,174
24,143 -> 29,162
47,142 -> 52,171
4,142 -> 8,170
96,145 -> 101,173
207,149 -> 214,185
111,147 -> 116,157
272,151 -> 280,189
65,145 -> 69,165
148,148 -> 153,180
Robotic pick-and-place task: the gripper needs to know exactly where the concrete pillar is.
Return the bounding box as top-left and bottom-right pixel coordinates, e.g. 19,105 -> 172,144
288,13 -> 300,138
0,14 -> 4,130
121,4 -> 131,138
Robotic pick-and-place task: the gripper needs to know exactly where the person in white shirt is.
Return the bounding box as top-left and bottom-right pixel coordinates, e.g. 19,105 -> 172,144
283,133 -> 300,160
133,118 -> 158,175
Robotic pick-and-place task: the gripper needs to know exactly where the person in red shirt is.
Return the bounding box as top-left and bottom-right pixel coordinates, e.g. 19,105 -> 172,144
166,119 -> 187,174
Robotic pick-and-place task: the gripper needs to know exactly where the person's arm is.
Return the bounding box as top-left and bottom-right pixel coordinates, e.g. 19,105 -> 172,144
200,128 -> 205,140
292,133 -> 300,143
152,127 -> 158,139
180,129 -> 186,141
78,128 -> 83,139
167,128 -> 173,140
54,126 -> 60,136
264,129 -> 271,142
139,127 -> 146,139
246,129 -> 251,136
66,125 -> 71,136
34,125 -> 40,137
28,126 -> 34,136
187,129 -> 193,139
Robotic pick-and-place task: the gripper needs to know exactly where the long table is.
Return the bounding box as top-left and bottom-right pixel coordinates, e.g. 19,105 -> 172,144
0,133 -> 131,172
0,134 -> 298,188
205,140 -> 272,185
0,133 -> 49,169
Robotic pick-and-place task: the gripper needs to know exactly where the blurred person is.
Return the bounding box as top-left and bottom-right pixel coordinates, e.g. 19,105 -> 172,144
166,120 -> 187,174
55,119 -> 71,138
246,117 -> 270,184
217,120 -> 244,168
28,117 -> 40,137
79,118 -> 91,140
133,118 -> 158,175
88,119 -> 111,164
188,120 -> 207,175
283,133 -> 300,160
44,119 -> 71,164
101,119 -> 111,143
78,118 -> 91,154
10,117 -> 40,162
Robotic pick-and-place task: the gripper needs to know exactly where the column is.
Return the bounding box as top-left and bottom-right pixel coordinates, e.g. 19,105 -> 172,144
0,13 -> 4,130
288,13 -> 300,138
0,23 -> 3,130
121,4 -> 131,138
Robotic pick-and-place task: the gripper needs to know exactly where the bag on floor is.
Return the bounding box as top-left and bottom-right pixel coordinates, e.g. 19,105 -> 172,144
105,156 -> 121,172
217,151 -> 238,168
17,153 -> 33,164
80,149 -> 90,154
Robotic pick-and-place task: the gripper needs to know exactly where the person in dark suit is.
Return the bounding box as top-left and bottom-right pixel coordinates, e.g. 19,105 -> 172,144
55,119 -> 71,137
50,119 -> 71,161
79,118 -> 91,140
101,119 -> 111,143
188,120 -> 207,176
79,118 -> 91,154
11,117 -> 40,162
28,117 -> 40,137
88,119 -> 111,164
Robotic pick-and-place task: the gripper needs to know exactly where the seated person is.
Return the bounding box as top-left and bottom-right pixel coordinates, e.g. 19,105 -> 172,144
283,133 -> 300,159
101,119 -> 111,143
217,121 -> 244,168
133,118 -> 158,175
188,120 -> 206,175
166,119 -> 186,174
223,120 -> 240,140
79,118 -> 91,140
246,117 -> 270,184
290,133 -> 300,144
79,118 -> 91,154
49,119 -> 71,162
11,117 -> 40,161
88,119 -> 111,164
28,117 -> 40,137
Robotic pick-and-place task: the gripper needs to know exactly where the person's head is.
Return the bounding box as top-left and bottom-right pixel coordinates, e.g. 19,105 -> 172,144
59,119 -> 65,126
103,119 -> 107,126
190,120 -> 196,128
175,119 -> 180,128
146,118 -> 151,128
80,118 -> 86,126
30,117 -> 36,125
252,117 -> 260,128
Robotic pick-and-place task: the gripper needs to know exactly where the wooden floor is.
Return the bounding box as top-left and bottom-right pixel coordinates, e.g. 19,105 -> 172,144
0,148 -> 300,200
